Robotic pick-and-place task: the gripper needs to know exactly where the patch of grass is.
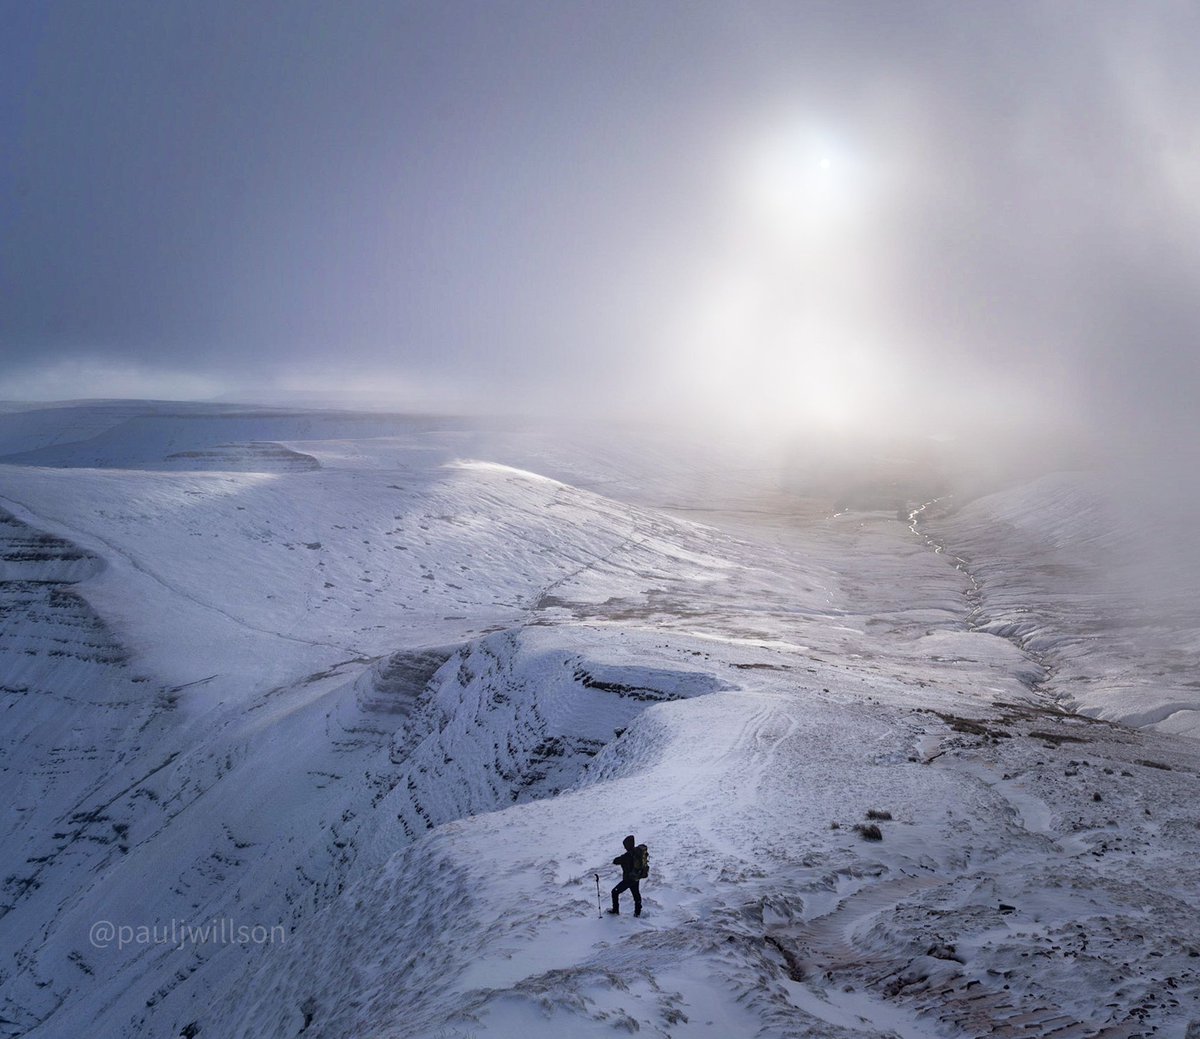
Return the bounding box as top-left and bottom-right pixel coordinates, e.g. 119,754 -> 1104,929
853,823 -> 883,842
866,809 -> 892,821
926,710 -> 1011,741
764,934 -> 806,981
1029,730 -> 1089,746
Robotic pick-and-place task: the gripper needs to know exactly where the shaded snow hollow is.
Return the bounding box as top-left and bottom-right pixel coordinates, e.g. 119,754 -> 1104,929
0,403 -> 1197,1039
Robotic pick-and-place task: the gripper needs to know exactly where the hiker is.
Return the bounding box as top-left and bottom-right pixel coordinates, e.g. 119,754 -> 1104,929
609,834 -> 644,916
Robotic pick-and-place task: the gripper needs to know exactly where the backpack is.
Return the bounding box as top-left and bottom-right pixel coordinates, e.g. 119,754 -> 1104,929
634,844 -> 649,880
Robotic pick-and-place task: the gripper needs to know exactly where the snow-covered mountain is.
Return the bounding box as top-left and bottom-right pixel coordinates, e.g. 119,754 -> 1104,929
1,402 -> 1196,1038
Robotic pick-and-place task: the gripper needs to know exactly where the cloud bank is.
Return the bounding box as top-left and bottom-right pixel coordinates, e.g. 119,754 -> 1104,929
2,1 -> 1197,456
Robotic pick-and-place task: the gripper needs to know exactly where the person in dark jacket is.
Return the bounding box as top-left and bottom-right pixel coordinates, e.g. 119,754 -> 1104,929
608,834 -> 642,916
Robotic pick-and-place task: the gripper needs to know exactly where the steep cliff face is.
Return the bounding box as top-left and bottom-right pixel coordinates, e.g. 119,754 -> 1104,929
0,509 -> 170,1034
0,510 -> 146,915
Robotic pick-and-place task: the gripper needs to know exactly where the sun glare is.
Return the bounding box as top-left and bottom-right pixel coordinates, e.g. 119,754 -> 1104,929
739,123 -> 861,239
659,117 -> 902,440
662,118 -> 891,436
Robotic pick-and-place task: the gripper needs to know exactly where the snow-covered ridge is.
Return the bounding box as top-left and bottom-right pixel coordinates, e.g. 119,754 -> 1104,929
358,629 -> 738,859
0,418 -> 768,1036
0,409 -> 461,470
1,405 -> 1197,1037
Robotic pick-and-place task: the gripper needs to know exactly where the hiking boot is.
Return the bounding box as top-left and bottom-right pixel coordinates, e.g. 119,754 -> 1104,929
606,908 -> 619,915
634,908 -> 642,917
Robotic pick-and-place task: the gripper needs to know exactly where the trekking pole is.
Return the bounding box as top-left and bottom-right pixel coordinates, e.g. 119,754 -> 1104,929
594,874 -> 601,918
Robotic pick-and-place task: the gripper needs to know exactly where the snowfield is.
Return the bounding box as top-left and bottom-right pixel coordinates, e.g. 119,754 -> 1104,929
0,402 -> 1197,1038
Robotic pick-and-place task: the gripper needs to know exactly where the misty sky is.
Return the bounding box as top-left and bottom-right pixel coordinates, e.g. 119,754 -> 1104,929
2,1 -> 1199,446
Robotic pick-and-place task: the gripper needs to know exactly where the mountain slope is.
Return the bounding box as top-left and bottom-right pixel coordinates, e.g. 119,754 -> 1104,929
0,407 -> 1196,1038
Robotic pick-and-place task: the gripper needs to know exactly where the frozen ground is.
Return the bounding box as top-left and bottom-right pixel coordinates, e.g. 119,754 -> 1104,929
0,402 -> 1197,1038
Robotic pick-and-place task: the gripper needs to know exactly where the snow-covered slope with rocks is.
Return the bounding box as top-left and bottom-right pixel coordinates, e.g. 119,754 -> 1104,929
1,402 -> 1197,1038
921,475 -> 1200,737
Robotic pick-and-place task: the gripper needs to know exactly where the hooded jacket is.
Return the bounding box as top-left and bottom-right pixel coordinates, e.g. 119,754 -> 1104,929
613,839 -> 639,883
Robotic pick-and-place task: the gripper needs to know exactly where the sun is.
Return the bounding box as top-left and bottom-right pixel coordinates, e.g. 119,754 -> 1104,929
737,124 -> 859,239
668,117 -> 889,436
